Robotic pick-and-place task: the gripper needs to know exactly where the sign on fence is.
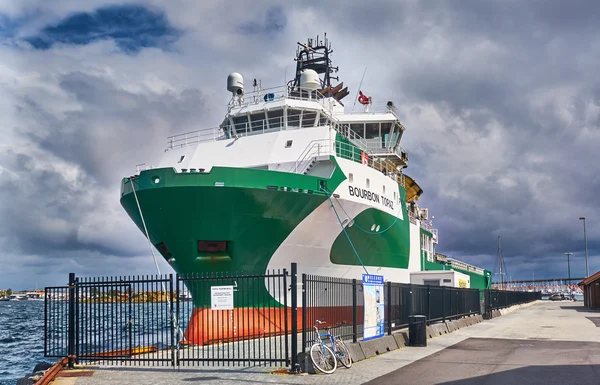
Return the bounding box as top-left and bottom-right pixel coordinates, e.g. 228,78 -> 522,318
362,274 -> 385,340
211,285 -> 234,310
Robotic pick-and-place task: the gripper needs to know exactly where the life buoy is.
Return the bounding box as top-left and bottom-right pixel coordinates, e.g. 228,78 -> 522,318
358,90 -> 370,105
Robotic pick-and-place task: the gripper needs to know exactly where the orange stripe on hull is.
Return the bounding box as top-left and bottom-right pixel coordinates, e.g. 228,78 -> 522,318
183,306 -> 365,345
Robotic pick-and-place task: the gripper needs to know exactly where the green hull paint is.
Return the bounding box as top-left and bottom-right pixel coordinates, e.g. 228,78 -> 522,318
121,165 -> 345,307
330,208 -> 411,268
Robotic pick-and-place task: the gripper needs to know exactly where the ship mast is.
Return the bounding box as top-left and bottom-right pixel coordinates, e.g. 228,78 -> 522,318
495,236 -> 509,290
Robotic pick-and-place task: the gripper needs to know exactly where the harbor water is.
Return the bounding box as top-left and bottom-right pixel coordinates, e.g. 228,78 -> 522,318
0,301 -> 46,385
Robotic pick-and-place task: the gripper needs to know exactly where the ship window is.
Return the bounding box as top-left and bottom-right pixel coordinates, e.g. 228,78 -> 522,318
366,178 -> 370,188
302,110 -> 317,127
178,155 -> 185,163
365,122 -> 381,139
232,115 -> 249,133
350,123 -> 365,138
267,109 -> 284,130
287,109 -> 301,127
383,185 -> 386,194
349,173 -> 353,183
285,140 -> 293,148
320,115 -> 330,126
250,112 -> 266,131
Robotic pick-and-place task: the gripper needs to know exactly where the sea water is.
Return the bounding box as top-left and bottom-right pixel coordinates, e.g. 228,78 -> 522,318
0,301 -> 46,385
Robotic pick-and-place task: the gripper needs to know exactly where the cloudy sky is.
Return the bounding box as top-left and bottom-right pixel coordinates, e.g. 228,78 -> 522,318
1,0 -> 598,289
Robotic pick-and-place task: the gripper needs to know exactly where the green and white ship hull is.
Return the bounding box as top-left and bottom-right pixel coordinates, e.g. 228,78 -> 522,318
120,37 -> 490,343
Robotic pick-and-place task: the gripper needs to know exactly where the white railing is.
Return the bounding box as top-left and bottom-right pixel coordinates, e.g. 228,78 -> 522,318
167,126 -> 225,149
229,85 -> 327,109
166,115 -> 317,150
288,139 -> 335,174
446,257 -> 485,276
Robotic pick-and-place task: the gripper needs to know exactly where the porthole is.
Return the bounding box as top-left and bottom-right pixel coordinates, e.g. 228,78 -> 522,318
153,176 -> 160,184
371,224 -> 376,231
366,178 -> 370,188
349,173 -> 353,183
348,220 -> 355,227
342,219 -> 349,226
376,225 -> 381,232
383,185 -> 386,194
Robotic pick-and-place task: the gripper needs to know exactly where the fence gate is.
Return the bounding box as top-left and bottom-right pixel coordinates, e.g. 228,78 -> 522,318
74,275 -> 174,366
176,268 -> 293,367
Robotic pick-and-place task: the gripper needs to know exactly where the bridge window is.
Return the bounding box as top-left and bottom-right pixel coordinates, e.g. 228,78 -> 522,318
232,115 -> 249,133
267,109 -> 284,129
250,112 -> 266,131
350,123 -> 364,137
302,110 -> 317,127
288,109 -> 301,127
365,123 -> 380,139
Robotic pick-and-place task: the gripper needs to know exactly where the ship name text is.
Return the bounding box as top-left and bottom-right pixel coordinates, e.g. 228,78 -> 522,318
348,186 -> 394,210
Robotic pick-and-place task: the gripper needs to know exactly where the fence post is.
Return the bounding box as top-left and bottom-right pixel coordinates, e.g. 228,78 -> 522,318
386,281 -> 392,335
427,285 -> 431,325
169,274 -> 175,368
301,273 -> 307,355
290,263 -> 301,374
352,279 -> 357,343
441,286 -> 446,322
67,273 -> 76,369
408,284 -> 413,316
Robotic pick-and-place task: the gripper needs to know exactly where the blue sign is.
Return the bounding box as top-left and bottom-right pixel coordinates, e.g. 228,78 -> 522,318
362,274 -> 385,340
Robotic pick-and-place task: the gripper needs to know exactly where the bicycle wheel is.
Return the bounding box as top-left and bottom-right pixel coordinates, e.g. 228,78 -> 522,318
310,342 -> 337,374
335,339 -> 353,368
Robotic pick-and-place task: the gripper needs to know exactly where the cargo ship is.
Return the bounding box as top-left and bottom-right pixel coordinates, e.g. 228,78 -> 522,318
120,35 -> 491,344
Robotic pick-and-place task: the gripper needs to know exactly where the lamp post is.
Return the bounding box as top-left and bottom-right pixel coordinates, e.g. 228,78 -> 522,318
579,217 -> 589,277
565,252 -> 572,283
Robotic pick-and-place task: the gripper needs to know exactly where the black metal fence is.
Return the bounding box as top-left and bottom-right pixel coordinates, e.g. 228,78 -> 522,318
45,265 -> 540,371
485,289 -> 541,315
301,275 -> 483,349
44,269 -> 297,369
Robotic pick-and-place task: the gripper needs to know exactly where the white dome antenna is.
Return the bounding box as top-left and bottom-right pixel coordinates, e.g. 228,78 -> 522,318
227,73 -> 244,106
300,69 -> 320,91
227,73 -> 244,95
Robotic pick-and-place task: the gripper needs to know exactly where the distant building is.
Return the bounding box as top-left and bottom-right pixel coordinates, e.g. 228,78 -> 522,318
578,271 -> 600,310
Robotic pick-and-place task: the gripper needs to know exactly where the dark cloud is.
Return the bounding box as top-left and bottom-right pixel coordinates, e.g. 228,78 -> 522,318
1,0 -> 599,289
23,4 -> 181,53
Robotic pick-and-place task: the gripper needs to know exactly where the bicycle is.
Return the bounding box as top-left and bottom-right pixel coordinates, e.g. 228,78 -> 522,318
309,319 -> 353,374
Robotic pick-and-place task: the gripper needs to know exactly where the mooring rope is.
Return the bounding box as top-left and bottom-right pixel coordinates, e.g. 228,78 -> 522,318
320,187 -> 369,275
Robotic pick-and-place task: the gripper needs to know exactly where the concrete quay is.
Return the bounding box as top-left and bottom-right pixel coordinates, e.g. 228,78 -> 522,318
67,301 -> 600,385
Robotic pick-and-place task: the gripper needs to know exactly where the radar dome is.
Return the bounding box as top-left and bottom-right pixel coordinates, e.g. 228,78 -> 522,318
227,73 -> 244,95
300,69 -> 320,91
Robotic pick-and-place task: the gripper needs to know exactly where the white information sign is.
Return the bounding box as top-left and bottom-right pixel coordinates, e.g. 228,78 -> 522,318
211,285 -> 234,310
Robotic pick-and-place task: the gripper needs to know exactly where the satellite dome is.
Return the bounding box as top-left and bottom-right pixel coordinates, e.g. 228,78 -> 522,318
300,69 -> 320,91
227,73 -> 244,95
